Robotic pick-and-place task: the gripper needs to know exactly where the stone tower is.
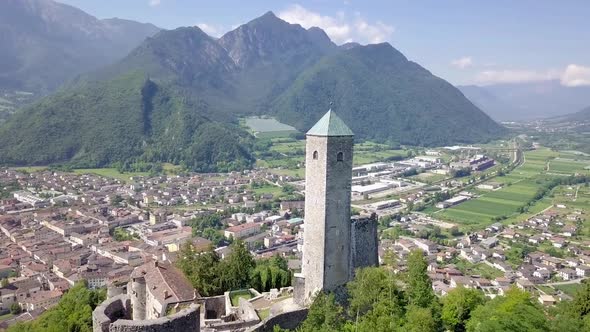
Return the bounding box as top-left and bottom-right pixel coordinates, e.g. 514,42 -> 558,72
297,110 -> 354,305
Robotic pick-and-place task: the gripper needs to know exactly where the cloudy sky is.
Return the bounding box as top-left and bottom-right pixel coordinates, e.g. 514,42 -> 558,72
57,0 -> 590,87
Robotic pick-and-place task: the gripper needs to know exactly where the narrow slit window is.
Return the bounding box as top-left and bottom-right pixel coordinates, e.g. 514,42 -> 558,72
337,151 -> 344,161
313,151 -> 318,160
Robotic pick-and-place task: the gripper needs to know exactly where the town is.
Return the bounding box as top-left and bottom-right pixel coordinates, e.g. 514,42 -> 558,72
0,128 -> 589,331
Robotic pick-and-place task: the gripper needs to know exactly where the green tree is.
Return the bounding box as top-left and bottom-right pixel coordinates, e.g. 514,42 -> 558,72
8,281 -> 105,332
10,303 -> 21,315
550,279 -> 590,331
403,305 -> 438,332
1,277 -> 9,287
221,240 -> 256,290
466,288 -> 548,332
176,243 -> 223,296
406,250 -> 435,308
442,286 -> 486,332
300,292 -> 345,332
347,267 -> 406,331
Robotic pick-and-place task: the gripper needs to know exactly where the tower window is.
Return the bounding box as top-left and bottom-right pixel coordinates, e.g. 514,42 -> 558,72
313,151 -> 318,160
337,151 -> 344,161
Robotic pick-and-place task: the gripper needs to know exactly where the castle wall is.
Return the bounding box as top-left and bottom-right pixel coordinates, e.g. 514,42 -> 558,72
247,308 -> 308,332
351,214 -> 379,272
93,295 -> 131,332
92,294 -> 200,332
129,277 -> 146,320
301,135 -> 353,304
109,306 -> 199,332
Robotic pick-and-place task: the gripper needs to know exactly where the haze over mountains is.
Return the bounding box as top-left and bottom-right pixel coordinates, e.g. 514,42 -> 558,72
0,5 -> 506,171
458,81 -> 590,121
0,0 -> 160,95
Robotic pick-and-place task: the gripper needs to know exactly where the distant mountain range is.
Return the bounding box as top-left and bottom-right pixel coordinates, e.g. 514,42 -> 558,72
458,81 -> 590,121
0,0 -> 160,95
0,10 -> 506,171
548,105 -> 590,123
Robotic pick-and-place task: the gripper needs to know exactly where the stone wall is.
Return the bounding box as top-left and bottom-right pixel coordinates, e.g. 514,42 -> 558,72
351,213 -> 379,272
93,295 -> 132,332
92,294 -> 200,332
247,308 -> 308,332
201,295 -> 225,319
292,275 -> 306,306
109,305 -> 200,332
301,134 -> 354,305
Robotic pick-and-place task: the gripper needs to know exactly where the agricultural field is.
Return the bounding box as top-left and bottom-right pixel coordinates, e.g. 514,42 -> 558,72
548,158 -> 590,175
72,168 -> 149,183
436,148 -> 579,230
242,116 -> 298,137
256,136 -> 408,174
553,283 -> 584,297
452,259 -> 504,279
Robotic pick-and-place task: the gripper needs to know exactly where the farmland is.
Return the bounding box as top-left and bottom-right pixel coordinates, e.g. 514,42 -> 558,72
255,136 -> 408,177
436,148 -> 587,230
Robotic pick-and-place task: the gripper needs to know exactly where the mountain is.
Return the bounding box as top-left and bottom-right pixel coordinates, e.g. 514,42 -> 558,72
549,105 -> 590,123
457,85 -> 517,122
0,12 -> 506,171
273,43 -> 504,145
458,81 -> 590,121
0,0 -> 160,95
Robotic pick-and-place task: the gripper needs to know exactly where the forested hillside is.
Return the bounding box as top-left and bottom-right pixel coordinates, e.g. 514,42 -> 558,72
0,12 -> 505,171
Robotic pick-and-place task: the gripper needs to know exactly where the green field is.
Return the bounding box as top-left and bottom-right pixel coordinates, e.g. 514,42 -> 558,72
554,283 -> 583,297
242,117 -> 299,138
256,137 -> 407,171
548,158 -> 590,175
230,289 -> 253,306
73,168 -> 149,182
268,168 -> 304,178
453,259 -> 504,279
436,148 -> 565,229
11,166 -> 48,172
0,313 -> 13,321
251,183 -> 284,196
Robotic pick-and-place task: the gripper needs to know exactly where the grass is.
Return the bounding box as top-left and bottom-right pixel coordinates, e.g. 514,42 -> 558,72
453,259 -> 504,279
409,172 -> 449,184
257,308 -> 270,320
0,313 -> 14,322
536,285 -> 557,295
548,159 -> 590,175
256,130 -> 299,139
72,168 -> 149,183
11,166 -> 48,172
435,148 -> 570,230
268,168 -> 304,178
353,150 -> 406,165
554,283 -> 583,297
251,183 -> 284,196
230,289 -> 253,306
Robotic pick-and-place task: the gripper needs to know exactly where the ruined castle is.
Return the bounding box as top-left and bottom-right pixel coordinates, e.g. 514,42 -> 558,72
92,110 -> 378,331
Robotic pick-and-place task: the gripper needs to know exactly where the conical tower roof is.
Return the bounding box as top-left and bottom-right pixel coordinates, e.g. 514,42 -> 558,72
306,110 -> 354,136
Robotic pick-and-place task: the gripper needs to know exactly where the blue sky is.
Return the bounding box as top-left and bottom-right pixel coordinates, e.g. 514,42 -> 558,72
57,0 -> 590,86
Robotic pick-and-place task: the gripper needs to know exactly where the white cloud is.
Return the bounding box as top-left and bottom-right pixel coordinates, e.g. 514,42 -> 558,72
278,4 -> 394,45
196,23 -> 225,38
451,56 -> 473,69
475,69 -> 560,85
148,0 -> 160,7
473,64 -> 590,86
561,64 -> 590,87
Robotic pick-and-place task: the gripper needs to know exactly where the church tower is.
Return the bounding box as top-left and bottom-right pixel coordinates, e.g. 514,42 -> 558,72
297,109 -> 354,305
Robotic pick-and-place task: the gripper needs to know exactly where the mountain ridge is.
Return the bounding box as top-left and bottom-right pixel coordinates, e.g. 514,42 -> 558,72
458,81 -> 590,121
0,0 -> 161,95
0,11 -> 506,171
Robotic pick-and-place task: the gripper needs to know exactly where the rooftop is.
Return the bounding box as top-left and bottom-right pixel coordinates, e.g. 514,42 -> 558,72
306,110 -> 354,137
